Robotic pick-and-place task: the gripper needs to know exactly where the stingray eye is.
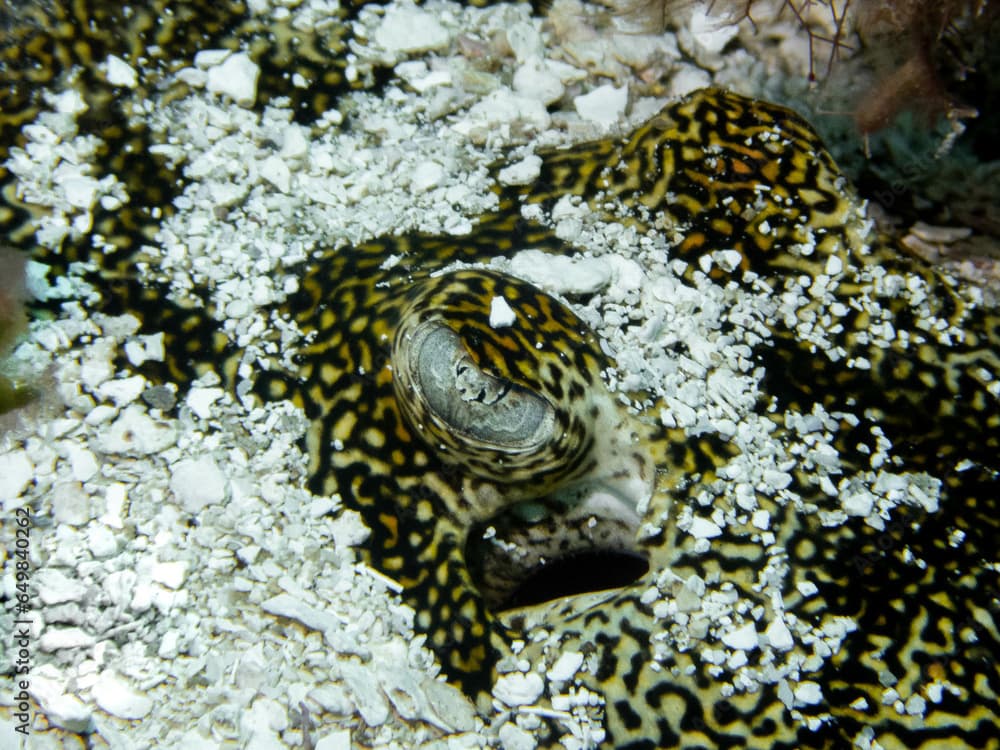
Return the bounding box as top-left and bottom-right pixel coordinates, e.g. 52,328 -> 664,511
399,321 -> 555,451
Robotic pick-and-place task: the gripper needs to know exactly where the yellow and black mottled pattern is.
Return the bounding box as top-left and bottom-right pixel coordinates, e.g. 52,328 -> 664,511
3,2 -> 999,748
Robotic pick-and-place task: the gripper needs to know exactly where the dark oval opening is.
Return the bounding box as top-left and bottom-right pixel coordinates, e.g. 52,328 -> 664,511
495,549 -> 650,612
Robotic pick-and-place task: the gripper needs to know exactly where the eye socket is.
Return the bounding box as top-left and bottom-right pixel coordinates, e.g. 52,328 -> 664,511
408,322 -> 555,450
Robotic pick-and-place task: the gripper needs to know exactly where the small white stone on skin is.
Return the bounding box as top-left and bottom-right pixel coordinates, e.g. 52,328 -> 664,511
124,332 -> 165,366
509,248 -> 611,295
720,622 -> 758,651
546,651 -> 584,683
689,516 -> 722,539
493,671 -> 544,706
194,49 -> 231,68
498,723 -> 537,750
843,491 -> 874,517
62,176 -> 100,210
206,52 -> 260,106
92,670 -> 153,719
826,254 -> 844,276
797,581 -> 819,597
750,509 -> 771,530
104,55 -> 138,88
765,618 -> 794,651
330,509 -> 371,548
169,456 -> 227,511
490,296 -> 516,329
498,154 -> 542,186
794,681 -> 823,706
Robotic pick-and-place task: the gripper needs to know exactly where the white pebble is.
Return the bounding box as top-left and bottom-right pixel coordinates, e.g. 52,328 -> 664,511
87,524 -> 118,558
493,672 -> 544,706
97,405 -> 177,455
260,155 -> 292,193
720,622 -> 758,651
101,483 -> 127,528
206,52 -> 260,106
763,469 -> 792,491
61,176 -> 100,210
842,491 -> 874,517
689,516 -> 722,539
498,723 -> 536,750
410,160 -> 445,192
905,694 -> 927,716
574,84 -> 628,126
456,89 -> 551,138
513,59 -> 564,104
509,248 -> 611,295
797,581 -> 819,597
489,296 -> 516,329
315,730 -> 352,750
104,55 -> 138,88
261,594 -> 346,635
374,6 -> 449,52
498,154 -> 542,187
92,670 -> 153,719
97,374 -> 146,406
36,569 -> 88,605
765,618 -> 794,651
794,681 -> 823,706
281,127 -> 309,159
51,481 -> 92,525
546,651 -> 584,683
151,560 -> 188,589
169,456 -> 227,511
194,49 -> 231,68
30,676 -> 93,733
330,510 -> 371,548
186,386 -> 224,420
0,450 -> 34,503
39,627 -> 97,652
124,332 -> 165,366
750,510 -> 771,530
825,254 -> 844,276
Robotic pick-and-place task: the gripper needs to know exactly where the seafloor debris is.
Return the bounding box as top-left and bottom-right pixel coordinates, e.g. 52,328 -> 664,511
0,1 -> 996,749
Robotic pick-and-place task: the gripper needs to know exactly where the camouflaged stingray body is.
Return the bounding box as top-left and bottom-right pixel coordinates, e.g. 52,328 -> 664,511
261,90 -> 1000,748
145,88 -> 1000,747
2,2 -> 999,748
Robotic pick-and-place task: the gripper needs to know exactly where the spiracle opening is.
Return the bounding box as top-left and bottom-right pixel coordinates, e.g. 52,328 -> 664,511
466,491 -> 649,612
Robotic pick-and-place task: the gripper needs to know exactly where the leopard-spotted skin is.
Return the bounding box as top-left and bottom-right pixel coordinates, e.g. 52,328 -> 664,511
2,2 -> 999,748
